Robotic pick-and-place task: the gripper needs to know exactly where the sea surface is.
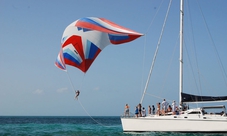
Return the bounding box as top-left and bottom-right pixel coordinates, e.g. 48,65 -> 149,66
0,116 -> 227,136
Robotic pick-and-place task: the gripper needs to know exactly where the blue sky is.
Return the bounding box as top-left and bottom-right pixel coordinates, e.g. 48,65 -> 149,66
0,0 -> 227,116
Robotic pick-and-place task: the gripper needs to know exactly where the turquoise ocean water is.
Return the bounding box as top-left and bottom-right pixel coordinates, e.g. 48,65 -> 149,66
0,116 -> 227,136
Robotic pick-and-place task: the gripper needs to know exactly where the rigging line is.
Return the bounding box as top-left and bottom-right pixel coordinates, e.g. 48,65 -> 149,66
184,40 -> 205,105
140,0 -> 173,104
186,0 -> 201,95
185,1 -> 200,108
79,73 -> 86,91
183,35 -> 216,103
143,0 -> 164,34
141,35 -> 147,97
197,0 -> 227,88
197,73 -> 216,94
141,0 -> 164,96
159,34 -> 179,95
145,92 -> 173,104
184,40 -> 202,94
66,70 -> 85,91
66,70 -> 76,91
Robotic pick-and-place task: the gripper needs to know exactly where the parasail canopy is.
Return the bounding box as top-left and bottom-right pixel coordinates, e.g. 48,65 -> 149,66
55,17 -> 143,73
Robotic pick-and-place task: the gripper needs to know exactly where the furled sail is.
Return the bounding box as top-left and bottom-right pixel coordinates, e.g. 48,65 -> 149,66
181,92 -> 227,103
55,17 -> 143,73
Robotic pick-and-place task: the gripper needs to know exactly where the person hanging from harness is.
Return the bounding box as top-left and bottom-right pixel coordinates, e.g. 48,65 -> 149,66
75,90 -> 80,99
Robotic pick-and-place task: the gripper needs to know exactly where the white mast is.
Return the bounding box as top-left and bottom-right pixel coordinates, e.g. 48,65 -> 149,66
179,0 -> 184,104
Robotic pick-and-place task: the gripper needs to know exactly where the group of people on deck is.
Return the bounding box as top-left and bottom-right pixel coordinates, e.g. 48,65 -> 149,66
124,99 -> 185,117
134,103 -> 150,117
157,99 -> 178,115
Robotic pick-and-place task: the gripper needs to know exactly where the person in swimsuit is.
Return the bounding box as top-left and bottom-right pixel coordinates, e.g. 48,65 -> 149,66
138,103 -> 142,117
135,106 -> 139,118
156,102 -> 161,116
142,107 -> 146,117
148,105 -> 151,115
152,105 -> 155,115
124,104 -> 130,116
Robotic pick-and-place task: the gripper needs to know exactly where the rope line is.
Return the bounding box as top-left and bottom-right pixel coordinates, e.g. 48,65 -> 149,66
77,98 -> 118,128
77,98 -> 106,127
65,70 -> 117,127
66,70 -> 76,91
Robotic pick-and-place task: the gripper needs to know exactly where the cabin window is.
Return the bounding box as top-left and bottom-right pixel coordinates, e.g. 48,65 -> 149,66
188,111 -> 201,114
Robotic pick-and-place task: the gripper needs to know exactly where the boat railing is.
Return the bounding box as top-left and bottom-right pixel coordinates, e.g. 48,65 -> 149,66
121,112 -> 158,118
121,112 -> 135,118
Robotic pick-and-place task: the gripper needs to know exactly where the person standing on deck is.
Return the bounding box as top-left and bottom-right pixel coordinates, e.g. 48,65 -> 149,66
142,107 -> 146,117
135,106 -> 139,118
156,103 -> 161,116
161,99 -> 168,114
172,100 -> 177,115
152,105 -> 155,115
138,103 -> 142,117
124,104 -> 130,116
148,105 -> 151,115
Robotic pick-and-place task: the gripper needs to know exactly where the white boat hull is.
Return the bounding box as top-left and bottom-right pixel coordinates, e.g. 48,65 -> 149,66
121,115 -> 227,132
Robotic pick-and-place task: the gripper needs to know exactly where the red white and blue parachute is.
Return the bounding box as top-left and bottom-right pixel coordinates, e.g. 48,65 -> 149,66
55,17 -> 143,73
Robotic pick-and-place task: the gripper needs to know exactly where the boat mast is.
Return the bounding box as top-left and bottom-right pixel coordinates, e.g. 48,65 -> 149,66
179,0 -> 184,104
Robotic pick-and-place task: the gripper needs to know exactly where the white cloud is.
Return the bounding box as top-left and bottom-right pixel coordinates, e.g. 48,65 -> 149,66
33,89 -> 44,95
93,87 -> 100,91
56,87 -> 68,93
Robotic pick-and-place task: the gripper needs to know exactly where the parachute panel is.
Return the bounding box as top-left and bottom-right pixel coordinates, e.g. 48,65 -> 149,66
55,17 -> 143,73
55,49 -> 66,70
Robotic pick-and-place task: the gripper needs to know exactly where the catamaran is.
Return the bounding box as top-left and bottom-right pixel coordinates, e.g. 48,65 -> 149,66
121,0 -> 227,132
